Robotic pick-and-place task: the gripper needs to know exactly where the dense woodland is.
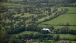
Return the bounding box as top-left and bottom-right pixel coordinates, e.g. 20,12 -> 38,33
0,0 -> 76,43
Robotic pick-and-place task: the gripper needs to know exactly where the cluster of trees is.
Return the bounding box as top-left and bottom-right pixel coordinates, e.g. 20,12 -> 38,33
8,33 -> 53,43
2,0 -> 75,7
8,30 -> 76,43
0,7 -> 8,12
55,27 -> 76,35
1,4 -> 67,35
40,8 -> 68,23
0,26 -> 9,43
22,0 -> 76,6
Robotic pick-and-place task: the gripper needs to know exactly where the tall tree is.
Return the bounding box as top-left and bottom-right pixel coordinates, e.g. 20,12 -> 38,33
0,27 -> 8,43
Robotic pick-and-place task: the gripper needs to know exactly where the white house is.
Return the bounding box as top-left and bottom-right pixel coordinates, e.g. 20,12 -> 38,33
42,28 -> 51,32
41,28 -> 55,34
42,28 -> 51,34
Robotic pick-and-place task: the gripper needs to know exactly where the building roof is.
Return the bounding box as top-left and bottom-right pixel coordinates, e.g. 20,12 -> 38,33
42,28 -> 50,30
24,39 -> 32,43
42,28 -> 51,32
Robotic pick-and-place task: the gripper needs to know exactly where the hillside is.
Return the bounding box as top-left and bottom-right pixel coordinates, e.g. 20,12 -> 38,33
0,0 -> 76,43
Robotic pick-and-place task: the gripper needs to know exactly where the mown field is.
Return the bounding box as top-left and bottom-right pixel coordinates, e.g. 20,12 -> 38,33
39,7 -> 76,30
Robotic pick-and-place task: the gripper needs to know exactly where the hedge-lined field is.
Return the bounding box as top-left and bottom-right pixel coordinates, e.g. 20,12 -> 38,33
64,7 -> 76,13
52,34 -> 76,40
39,7 -> 76,30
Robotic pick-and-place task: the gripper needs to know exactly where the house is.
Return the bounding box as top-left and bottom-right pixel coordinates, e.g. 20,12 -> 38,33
41,28 -> 51,34
24,39 -> 33,43
58,40 -> 70,43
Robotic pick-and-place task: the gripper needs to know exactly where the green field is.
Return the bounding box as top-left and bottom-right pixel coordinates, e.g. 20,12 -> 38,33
15,31 -> 39,36
54,26 -> 76,30
0,2 -> 21,7
39,7 -> 76,30
38,25 -> 76,30
63,7 -> 76,13
39,14 -> 76,25
52,34 -> 76,40
14,31 -> 76,40
7,0 -> 22,2
71,41 -> 76,43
